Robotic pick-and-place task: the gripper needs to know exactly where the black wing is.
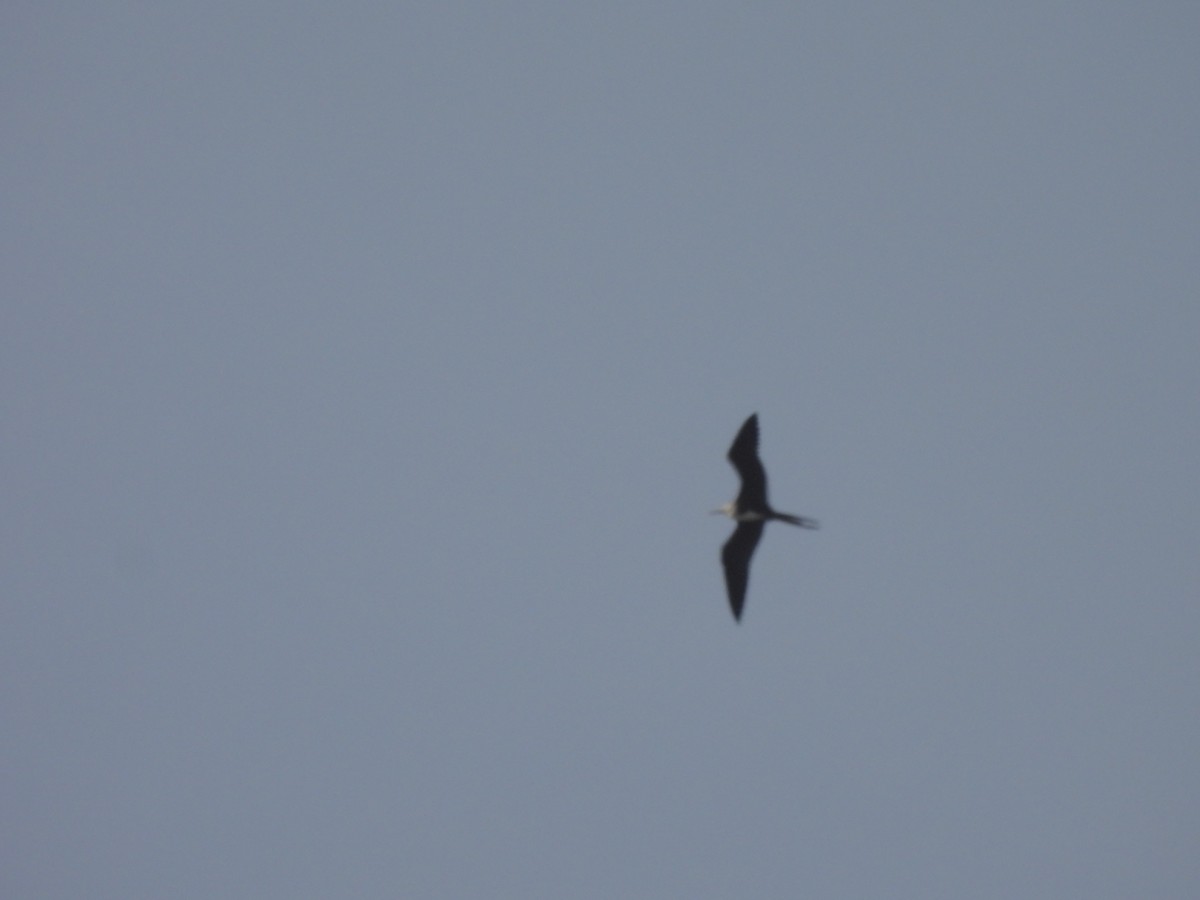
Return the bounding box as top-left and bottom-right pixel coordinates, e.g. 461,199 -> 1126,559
721,520 -> 764,621
727,413 -> 768,511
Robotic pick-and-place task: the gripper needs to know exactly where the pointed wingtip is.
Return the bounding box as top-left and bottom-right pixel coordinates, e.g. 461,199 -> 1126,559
729,595 -> 745,622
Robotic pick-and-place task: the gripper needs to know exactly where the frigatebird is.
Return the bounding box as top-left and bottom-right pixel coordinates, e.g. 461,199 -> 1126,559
713,414 -> 817,621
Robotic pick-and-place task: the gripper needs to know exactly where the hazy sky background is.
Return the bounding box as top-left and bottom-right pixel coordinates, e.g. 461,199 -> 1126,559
5,4 -> 1198,897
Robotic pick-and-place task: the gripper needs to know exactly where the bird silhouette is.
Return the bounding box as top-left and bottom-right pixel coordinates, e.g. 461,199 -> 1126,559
713,414 -> 817,621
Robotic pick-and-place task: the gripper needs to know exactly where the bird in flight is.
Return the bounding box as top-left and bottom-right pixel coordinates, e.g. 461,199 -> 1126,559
713,414 -> 818,621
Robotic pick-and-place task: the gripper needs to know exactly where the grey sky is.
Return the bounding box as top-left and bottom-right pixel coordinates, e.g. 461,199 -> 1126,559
5,4 -> 1198,897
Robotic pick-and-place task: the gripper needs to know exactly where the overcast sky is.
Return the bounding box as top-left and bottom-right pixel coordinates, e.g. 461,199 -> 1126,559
5,4 -> 1199,898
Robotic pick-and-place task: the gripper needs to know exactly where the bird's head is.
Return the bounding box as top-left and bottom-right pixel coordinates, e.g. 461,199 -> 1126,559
710,501 -> 736,519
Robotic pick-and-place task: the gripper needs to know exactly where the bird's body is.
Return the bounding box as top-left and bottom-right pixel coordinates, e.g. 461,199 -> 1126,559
714,414 -> 817,621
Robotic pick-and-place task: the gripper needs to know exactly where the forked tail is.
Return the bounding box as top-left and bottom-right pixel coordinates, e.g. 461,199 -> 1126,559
772,511 -> 819,529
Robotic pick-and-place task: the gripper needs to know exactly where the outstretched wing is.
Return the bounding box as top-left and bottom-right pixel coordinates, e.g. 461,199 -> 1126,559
727,413 -> 768,511
721,520 -> 764,621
